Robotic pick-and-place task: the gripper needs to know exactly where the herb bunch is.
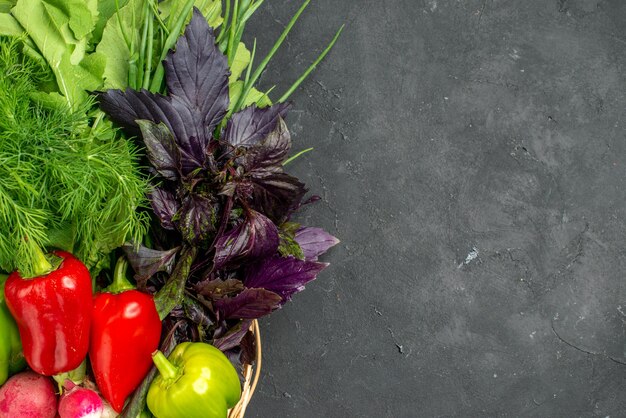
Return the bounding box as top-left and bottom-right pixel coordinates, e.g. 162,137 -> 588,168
0,37 -> 148,278
98,8 -> 339,416
100,8 -> 338,323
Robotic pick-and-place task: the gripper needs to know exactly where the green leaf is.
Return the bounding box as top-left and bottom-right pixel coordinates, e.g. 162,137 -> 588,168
11,0 -> 102,108
54,50 -> 106,107
228,80 -> 271,110
96,0 -> 143,89
45,222 -> 77,253
0,12 -> 22,36
0,0 -> 15,13
229,41 -> 250,83
159,0 -> 222,30
93,0 -> 127,43
43,0 -> 97,40
29,91 -> 68,110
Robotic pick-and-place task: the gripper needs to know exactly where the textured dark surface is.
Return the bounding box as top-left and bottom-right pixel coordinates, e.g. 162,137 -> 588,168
245,1 -> 626,417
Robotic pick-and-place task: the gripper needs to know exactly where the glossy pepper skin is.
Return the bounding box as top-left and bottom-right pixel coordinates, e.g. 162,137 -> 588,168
0,276 -> 25,385
4,251 -> 92,376
90,257 -> 162,413
147,342 -> 242,418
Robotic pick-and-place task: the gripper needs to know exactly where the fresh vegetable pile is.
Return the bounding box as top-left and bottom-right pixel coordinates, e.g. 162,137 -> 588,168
0,0 -> 340,417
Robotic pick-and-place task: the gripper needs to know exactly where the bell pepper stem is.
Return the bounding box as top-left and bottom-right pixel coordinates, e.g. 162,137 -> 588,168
53,359 -> 87,393
151,350 -> 179,382
104,256 -> 135,294
29,242 -> 53,278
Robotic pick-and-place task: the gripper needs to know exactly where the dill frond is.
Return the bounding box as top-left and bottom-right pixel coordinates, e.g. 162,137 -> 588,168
0,37 -> 149,277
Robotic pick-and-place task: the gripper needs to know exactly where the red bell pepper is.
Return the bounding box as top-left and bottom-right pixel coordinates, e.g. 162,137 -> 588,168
4,250 -> 92,376
90,257 -> 162,413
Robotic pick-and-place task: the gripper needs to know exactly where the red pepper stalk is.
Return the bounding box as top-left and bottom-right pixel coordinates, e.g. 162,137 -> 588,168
90,257 -> 162,413
4,247 -> 93,377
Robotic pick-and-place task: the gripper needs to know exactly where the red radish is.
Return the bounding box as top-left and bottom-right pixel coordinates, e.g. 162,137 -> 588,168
100,402 -> 117,418
0,371 -> 57,418
58,381 -> 103,418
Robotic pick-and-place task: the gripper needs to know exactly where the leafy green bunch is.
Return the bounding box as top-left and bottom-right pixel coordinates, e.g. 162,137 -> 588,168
0,0 -> 341,281
0,38 -> 148,277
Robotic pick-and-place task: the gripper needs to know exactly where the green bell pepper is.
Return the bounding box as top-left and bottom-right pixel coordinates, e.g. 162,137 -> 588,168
147,342 -> 241,418
0,274 -> 25,385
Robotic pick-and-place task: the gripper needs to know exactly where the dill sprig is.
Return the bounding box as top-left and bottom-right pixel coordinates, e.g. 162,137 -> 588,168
0,37 -> 149,277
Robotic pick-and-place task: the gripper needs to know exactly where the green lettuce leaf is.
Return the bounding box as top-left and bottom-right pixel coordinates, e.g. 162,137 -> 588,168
0,0 -> 15,13
229,80 -> 272,110
96,0 -> 143,89
11,0 -> 104,108
0,12 -> 22,36
229,41 -> 250,83
43,0 -> 98,40
93,0 -> 125,43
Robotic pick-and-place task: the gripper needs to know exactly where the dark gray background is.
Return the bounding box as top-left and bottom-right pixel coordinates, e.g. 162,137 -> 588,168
245,0 -> 626,416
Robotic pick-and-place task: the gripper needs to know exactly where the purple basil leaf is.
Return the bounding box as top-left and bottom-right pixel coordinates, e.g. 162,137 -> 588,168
98,88 -> 180,135
195,278 -> 244,300
164,8 -> 229,134
220,181 -> 237,197
225,103 -> 290,148
122,244 -> 180,288
149,187 -> 180,230
237,117 -> 291,171
239,330 -> 256,365
245,256 -> 328,304
98,88 -> 157,131
249,170 -> 307,223
99,10 -> 231,175
294,227 -> 340,261
137,120 -> 181,180
177,194 -> 217,244
214,288 -> 282,319
224,348 -> 244,376
182,297 -> 214,328
164,95 -> 210,173
99,89 -> 206,173
213,319 -> 252,351
213,209 -> 279,269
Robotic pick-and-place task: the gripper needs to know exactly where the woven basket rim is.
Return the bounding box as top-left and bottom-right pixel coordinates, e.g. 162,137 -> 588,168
228,319 -> 262,418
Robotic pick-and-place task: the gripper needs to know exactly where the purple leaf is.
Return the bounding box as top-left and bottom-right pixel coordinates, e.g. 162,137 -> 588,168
249,170 -> 307,222
177,194 -> 217,244
245,256 -> 328,304
98,89 -> 206,173
99,10 -> 231,175
137,120 -> 181,180
239,330 -> 256,365
213,209 -> 279,269
237,117 -> 291,171
164,8 -> 229,134
98,88 -> 160,131
149,187 -> 180,230
225,103 -> 290,148
182,297 -> 214,328
294,227 -> 339,261
122,244 -> 180,288
213,319 -> 252,351
195,278 -> 244,300
223,347 -> 244,375
214,288 -> 282,319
